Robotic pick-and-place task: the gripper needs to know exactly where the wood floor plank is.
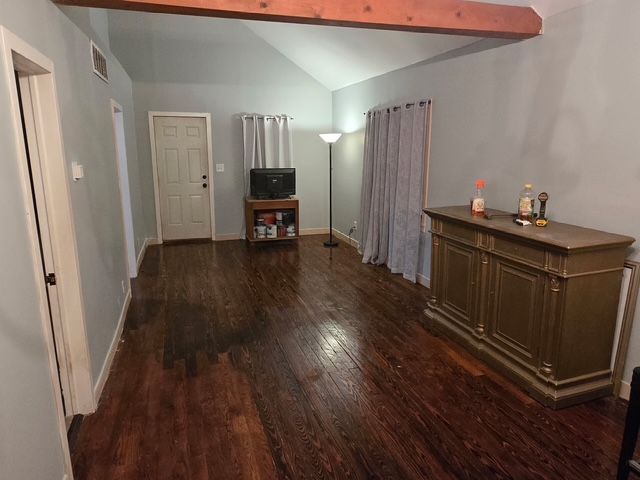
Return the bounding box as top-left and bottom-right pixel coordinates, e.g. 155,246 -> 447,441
72,236 -> 628,479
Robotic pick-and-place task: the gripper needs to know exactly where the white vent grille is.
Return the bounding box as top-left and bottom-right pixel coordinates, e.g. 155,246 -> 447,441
91,41 -> 109,83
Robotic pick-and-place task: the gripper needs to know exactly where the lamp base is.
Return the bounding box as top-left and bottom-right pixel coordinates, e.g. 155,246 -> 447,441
323,240 -> 339,248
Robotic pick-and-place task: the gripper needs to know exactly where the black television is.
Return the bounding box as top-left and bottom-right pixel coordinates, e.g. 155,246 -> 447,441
250,168 -> 296,199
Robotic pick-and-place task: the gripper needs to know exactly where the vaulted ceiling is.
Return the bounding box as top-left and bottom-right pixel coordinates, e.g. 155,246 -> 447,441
243,0 -> 596,90
104,0 -> 596,91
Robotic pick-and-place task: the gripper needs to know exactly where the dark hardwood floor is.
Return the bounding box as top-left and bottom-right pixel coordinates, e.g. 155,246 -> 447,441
71,236 -> 629,479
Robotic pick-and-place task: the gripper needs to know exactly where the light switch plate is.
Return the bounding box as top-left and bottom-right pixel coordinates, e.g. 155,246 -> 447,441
72,162 -> 84,181
216,164 -> 224,172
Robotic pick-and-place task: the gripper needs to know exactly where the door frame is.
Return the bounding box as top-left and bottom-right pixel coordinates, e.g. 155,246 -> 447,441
148,111 -> 216,243
1,26 -> 96,478
111,100 -> 137,277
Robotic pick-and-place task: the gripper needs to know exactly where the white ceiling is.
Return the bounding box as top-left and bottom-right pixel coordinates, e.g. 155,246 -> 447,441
243,0 -> 597,91
481,0 -> 596,18
105,0 -> 597,92
244,21 -> 479,91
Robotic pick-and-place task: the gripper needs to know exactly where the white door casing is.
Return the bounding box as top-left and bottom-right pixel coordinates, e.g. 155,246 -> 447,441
151,115 -> 214,241
110,100 -> 137,277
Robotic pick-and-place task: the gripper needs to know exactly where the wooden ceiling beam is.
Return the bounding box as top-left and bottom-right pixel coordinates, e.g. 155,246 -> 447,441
53,0 -> 543,39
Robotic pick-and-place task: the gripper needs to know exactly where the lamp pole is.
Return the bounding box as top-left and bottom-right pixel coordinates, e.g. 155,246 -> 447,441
325,142 -> 338,248
319,133 -> 342,248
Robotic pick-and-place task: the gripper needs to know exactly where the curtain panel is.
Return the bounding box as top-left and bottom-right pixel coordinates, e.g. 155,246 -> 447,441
359,100 -> 431,283
241,114 -> 293,196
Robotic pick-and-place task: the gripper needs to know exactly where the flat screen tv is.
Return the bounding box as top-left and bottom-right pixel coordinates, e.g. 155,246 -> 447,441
250,168 -> 296,199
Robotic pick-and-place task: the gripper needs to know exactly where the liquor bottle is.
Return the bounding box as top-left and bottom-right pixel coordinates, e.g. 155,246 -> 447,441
518,184 -> 535,222
471,179 -> 486,217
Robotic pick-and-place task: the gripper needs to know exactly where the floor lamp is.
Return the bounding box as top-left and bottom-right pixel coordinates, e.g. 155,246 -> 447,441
319,133 -> 342,248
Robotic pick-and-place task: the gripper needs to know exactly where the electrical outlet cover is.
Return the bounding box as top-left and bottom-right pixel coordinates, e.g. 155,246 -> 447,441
216,164 -> 224,172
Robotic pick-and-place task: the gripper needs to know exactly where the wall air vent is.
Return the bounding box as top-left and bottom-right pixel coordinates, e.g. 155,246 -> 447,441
91,40 -> 109,83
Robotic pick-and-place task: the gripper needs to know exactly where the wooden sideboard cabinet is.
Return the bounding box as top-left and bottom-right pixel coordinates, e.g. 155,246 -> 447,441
424,206 -> 635,408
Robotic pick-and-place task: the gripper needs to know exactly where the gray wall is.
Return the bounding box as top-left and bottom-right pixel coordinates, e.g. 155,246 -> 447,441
108,12 -> 333,236
0,2 -> 151,478
332,0 -> 640,383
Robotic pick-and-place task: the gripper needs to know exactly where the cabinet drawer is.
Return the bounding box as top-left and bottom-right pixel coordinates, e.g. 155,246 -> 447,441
441,221 -> 476,245
493,236 -> 545,267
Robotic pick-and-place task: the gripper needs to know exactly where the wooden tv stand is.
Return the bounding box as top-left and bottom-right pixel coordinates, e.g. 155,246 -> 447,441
245,196 -> 299,243
424,206 -> 634,408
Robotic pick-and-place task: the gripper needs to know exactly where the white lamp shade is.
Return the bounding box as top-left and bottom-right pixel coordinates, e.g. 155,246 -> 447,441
319,133 -> 342,144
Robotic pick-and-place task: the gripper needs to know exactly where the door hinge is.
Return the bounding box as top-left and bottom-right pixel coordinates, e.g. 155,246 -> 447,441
45,273 -> 57,286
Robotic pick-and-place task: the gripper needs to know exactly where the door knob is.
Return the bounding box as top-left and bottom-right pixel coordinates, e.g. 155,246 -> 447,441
202,175 -> 207,180
203,183 -> 208,188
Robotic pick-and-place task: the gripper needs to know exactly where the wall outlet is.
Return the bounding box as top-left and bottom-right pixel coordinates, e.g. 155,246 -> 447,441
216,164 -> 224,172
353,220 -> 358,230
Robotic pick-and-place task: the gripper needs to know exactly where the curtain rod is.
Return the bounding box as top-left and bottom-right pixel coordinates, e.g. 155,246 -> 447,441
240,114 -> 294,120
363,99 -> 431,115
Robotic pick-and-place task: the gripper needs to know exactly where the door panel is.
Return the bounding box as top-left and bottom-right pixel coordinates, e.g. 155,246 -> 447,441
488,257 -> 544,365
154,116 -> 211,240
16,73 -> 73,416
189,195 -> 204,223
440,239 -> 476,330
187,149 -> 202,183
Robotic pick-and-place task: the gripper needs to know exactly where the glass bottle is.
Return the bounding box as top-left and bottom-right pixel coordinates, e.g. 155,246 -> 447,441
518,184 -> 535,222
471,179 -> 486,217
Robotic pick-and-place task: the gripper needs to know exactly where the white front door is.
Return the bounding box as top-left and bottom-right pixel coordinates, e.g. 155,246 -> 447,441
153,116 -> 212,240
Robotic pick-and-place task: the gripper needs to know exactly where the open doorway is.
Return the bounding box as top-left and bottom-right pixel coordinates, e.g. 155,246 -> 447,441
14,68 -> 74,420
111,100 -> 137,277
2,26 -> 96,479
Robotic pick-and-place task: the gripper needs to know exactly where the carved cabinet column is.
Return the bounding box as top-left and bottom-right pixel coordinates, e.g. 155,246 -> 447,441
539,275 -> 562,378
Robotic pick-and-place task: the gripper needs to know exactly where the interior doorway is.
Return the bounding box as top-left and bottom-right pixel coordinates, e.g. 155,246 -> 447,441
111,100 -> 137,277
14,69 -> 73,419
149,112 -> 216,242
2,25 -> 96,479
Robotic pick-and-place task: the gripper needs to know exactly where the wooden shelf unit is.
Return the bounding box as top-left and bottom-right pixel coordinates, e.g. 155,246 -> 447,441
245,196 -> 299,243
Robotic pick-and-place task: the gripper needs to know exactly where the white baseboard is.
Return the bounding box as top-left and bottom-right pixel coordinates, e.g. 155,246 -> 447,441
332,228 -> 359,249
300,227 -> 329,236
416,273 -> 431,289
215,233 -> 242,241
136,237 -> 150,274
620,380 -> 631,400
93,288 -> 131,404
212,230 -> 331,240
147,237 -> 161,246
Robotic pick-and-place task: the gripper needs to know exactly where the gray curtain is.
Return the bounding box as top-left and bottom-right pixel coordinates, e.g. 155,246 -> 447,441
241,114 -> 293,196
360,101 -> 429,283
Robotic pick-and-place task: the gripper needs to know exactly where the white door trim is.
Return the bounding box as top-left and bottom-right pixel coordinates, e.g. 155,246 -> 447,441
1,26 -> 97,479
148,111 -> 216,243
110,100 -> 137,277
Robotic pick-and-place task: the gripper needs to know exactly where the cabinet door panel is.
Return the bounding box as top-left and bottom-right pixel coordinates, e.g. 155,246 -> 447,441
488,258 -> 544,365
441,240 -> 476,329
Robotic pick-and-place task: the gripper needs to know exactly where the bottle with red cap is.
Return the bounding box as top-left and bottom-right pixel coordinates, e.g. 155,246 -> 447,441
470,179 -> 486,217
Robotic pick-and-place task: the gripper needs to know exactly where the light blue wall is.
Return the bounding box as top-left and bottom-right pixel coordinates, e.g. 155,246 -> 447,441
108,12 -> 334,236
332,0 -> 640,382
0,3 -> 152,478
